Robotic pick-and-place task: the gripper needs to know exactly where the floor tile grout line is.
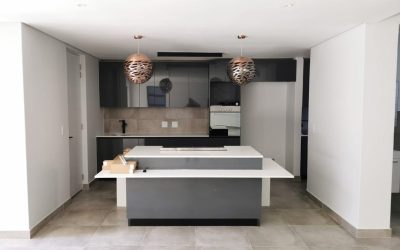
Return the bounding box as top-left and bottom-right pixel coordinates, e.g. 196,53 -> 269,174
242,225 -> 255,249
287,224 -> 312,250
98,208 -> 113,227
82,224 -> 101,248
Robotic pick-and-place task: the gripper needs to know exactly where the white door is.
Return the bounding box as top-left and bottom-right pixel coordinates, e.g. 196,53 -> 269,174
67,50 -> 82,196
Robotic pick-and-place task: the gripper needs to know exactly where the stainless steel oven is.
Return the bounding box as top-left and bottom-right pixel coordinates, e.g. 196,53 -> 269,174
209,105 -> 240,137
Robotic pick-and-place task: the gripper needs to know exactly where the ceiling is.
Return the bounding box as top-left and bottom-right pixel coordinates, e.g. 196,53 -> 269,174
0,0 -> 399,60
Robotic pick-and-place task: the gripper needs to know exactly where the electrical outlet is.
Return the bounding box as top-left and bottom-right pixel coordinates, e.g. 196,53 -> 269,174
161,121 -> 168,128
171,121 -> 178,128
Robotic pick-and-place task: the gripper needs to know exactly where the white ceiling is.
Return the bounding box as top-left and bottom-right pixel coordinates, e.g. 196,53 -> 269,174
0,0 -> 399,60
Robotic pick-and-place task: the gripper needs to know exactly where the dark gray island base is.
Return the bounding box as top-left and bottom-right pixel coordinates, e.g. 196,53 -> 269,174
124,146 -> 264,226
127,178 -> 261,226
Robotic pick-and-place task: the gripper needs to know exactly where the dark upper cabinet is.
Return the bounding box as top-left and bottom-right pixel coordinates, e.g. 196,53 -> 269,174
160,62 -> 209,108
99,61 -> 209,108
99,59 -> 296,107
209,59 -> 230,82
99,62 -> 127,107
208,58 -> 297,84
253,59 -> 297,82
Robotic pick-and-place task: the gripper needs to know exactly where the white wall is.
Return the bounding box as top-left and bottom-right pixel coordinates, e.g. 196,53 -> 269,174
20,24 -> 101,229
241,59 -> 303,174
241,82 -> 289,167
0,23 -> 30,233
21,24 -> 71,229
308,15 -> 400,230
81,54 -> 102,184
286,82 -> 295,170
358,17 -> 399,229
286,58 -> 304,175
308,24 -> 366,227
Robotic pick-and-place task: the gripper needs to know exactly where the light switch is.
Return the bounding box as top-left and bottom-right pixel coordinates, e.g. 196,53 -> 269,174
171,121 -> 178,128
161,121 -> 168,128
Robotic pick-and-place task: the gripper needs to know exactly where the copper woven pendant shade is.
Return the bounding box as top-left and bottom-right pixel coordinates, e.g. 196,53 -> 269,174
227,56 -> 256,86
124,53 -> 153,84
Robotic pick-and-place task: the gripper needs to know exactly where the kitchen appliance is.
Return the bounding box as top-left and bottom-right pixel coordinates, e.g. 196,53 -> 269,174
209,105 -> 240,137
210,81 -> 240,106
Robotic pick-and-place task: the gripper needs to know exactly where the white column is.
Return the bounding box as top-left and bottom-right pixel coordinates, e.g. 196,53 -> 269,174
117,178 -> 127,207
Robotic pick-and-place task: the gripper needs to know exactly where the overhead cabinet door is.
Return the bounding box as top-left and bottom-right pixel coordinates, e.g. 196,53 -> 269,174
99,62 -> 128,107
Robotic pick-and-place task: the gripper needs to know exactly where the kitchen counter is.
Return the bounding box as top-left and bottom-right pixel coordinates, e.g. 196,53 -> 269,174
98,145 -> 265,226
124,146 -> 263,159
96,158 -> 293,179
95,146 -> 294,226
96,134 -> 210,138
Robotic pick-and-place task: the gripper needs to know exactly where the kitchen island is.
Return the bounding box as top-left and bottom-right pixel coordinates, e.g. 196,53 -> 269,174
95,146 -> 293,226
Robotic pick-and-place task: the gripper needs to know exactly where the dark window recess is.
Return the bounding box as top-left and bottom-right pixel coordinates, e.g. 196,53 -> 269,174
302,58 -> 310,124
300,58 -> 310,180
300,136 -> 308,179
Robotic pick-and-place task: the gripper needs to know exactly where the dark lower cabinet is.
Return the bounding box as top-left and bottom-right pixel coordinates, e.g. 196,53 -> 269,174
144,137 -> 240,147
97,138 -> 123,172
97,136 -> 240,173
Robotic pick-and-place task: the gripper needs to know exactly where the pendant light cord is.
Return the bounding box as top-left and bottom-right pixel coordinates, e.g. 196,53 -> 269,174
240,38 -> 243,56
137,38 -> 140,54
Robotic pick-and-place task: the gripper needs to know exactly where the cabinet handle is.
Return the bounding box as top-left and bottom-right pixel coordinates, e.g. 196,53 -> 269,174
394,160 -> 398,163
69,136 -> 73,139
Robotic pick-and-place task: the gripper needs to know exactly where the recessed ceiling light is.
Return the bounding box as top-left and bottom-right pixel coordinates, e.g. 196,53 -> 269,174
76,3 -> 87,7
284,3 -> 294,8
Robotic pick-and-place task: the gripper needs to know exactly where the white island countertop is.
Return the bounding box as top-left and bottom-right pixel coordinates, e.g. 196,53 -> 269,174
124,146 -> 263,159
96,158 -> 293,179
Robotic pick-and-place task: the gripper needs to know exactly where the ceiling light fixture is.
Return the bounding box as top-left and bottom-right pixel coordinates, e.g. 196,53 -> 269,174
227,35 -> 256,86
124,35 -> 153,84
283,3 -> 294,8
76,3 -> 87,7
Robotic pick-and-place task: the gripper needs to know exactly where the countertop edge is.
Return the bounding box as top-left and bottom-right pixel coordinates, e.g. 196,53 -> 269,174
96,134 -> 210,138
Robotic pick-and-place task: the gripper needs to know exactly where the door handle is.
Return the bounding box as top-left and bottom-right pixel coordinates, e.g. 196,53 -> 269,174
69,136 -> 73,139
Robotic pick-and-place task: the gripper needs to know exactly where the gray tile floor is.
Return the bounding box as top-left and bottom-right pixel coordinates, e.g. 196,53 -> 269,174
1,179 -> 400,250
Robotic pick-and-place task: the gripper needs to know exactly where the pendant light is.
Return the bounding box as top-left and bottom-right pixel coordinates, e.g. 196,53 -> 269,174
227,35 -> 256,86
124,35 -> 153,84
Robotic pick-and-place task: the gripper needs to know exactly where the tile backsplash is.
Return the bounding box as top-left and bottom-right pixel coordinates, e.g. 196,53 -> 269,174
103,108 -> 209,135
